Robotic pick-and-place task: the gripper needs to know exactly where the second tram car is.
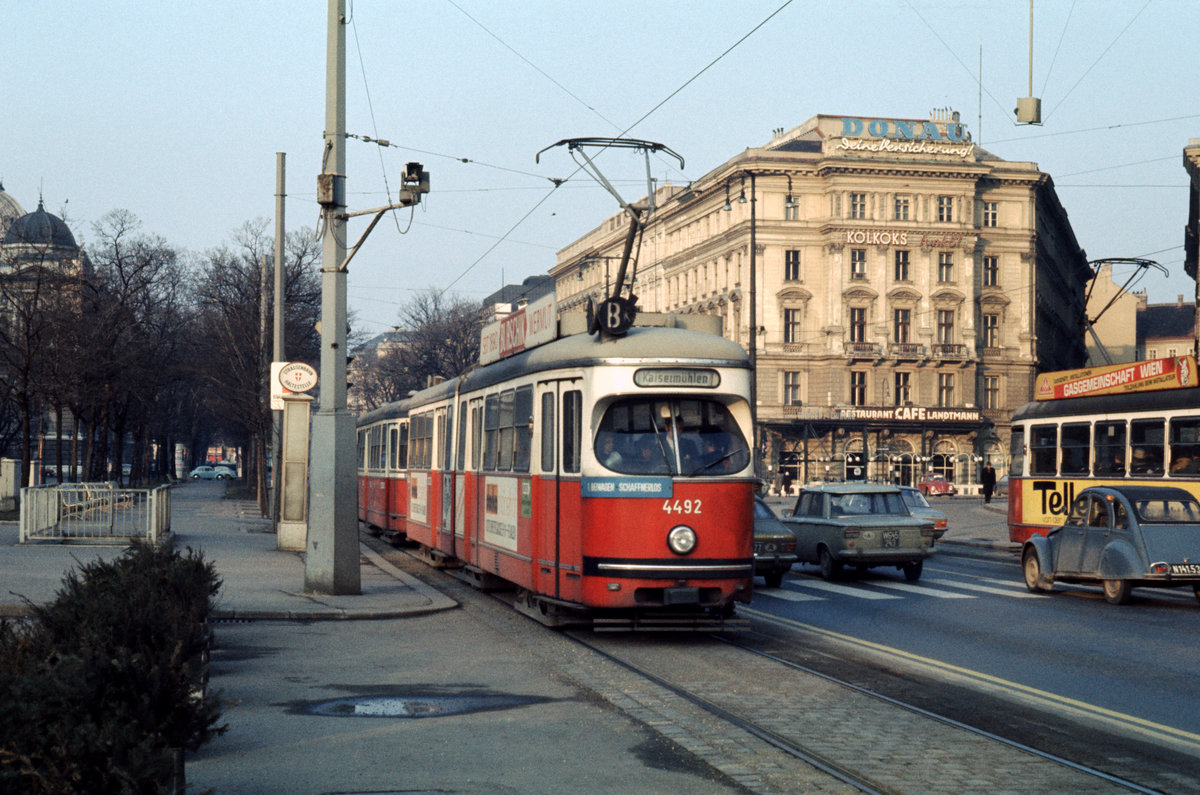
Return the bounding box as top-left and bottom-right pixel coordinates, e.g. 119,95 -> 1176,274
1007,356 -> 1200,543
357,314 -> 757,629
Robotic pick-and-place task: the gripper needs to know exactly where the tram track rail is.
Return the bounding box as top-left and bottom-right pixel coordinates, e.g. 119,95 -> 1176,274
369,535 -> 1181,793
709,634 -> 1161,794
563,626 -> 1166,795
564,628 -> 889,795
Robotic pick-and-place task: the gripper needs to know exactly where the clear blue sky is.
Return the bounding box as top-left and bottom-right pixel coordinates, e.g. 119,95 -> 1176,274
5,1 -> 1198,336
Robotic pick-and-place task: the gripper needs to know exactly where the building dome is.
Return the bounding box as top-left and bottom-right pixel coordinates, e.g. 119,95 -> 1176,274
3,200 -> 77,249
0,181 -> 26,239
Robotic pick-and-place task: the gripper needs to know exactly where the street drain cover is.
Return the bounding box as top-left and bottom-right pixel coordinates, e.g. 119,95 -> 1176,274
308,693 -> 544,719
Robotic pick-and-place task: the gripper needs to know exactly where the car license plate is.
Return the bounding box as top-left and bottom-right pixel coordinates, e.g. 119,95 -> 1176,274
1170,563 -> 1200,575
883,529 -> 900,548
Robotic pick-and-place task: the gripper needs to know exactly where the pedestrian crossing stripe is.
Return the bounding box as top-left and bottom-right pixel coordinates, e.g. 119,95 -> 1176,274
755,588 -> 823,602
921,576 -> 1039,598
756,573 -> 1037,601
869,580 -> 973,598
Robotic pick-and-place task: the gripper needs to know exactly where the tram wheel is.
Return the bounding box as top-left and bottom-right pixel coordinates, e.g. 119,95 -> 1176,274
1103,578 -> 1132,605
818,547 -> 841,581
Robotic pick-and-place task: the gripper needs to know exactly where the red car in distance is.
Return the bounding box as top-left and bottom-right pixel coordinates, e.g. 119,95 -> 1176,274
916,473 -> 957,497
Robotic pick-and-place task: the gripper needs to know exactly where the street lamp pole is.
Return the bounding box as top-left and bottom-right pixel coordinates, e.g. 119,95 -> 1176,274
307,0 -> 360,595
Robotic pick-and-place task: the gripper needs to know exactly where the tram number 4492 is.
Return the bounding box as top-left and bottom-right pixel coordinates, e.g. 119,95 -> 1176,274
662,499 -> 702,514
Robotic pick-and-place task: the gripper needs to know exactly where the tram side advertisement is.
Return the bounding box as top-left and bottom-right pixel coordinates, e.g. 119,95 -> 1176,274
1035,355 -> 1196,400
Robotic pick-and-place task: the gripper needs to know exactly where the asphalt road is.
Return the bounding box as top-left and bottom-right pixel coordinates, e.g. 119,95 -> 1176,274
749,497 -> 1200,754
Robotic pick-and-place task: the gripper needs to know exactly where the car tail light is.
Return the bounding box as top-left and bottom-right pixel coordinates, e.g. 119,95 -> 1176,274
782,540 -> 796,553
1150,562 -> 1170,575
935,519 -> 947,530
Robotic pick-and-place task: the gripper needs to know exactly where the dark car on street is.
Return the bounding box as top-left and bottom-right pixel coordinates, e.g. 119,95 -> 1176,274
898,486 -> 948,538
1021,485 -> 1200,605
781,483 -> 937,581
753,497 -> 797,588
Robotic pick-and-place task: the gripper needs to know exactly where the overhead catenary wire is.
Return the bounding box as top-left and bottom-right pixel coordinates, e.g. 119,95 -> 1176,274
1038,0 -> 1077,99
1043,0 -> 1153,123
349,12 -> 414,236
430,0 -> 797,300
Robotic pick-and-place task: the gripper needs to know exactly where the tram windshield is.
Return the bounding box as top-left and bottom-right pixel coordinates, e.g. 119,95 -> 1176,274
595,397 -> 750,476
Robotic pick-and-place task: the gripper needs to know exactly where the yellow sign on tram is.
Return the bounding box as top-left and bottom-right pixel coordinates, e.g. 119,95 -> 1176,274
1035,355 -> 1197,400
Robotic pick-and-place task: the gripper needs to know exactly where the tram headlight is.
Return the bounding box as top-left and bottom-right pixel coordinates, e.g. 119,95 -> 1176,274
667,525 -> 697,556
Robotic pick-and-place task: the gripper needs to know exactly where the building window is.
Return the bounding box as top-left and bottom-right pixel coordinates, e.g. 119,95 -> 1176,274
850,371 -> 867,406
981,313 -> 999,348
783,308 -> 802,343
785,201 -> 800,221
983,375 -> 1000,410
850,248 -> 866,279
849,307 -> 867,342
982,201 -> 998,228
894,195 -> 910,221
894,249 -> 910,281
937,252 -> 954,282
893,308 -> 911,344
936,309 -> 955,344
783,372 -> 803,405
937,195 -> 954,222
983,255 -> 998,287
938,373 -> 954,407
785,249 -> 801,281
850,192 -> 867,220
894,372 -> 911,406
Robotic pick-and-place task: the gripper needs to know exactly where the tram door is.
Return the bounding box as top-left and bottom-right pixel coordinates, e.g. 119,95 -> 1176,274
534,383 -> 561,598
467,397 -> 483,568
451,400 -> 468,558
438,406 -> 454,558
535,380 -> 582,601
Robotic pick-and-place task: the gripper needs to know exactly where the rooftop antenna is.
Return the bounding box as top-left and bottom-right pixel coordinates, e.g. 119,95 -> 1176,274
536,137 -> 684,336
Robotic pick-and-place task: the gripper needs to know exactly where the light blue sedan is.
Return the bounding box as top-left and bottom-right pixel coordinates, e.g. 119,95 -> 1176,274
1022,485 -> 1200,605
189,465 -> 236,480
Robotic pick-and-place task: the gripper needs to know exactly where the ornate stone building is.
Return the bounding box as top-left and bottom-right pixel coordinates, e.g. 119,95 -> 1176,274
550,111 -> 1091,489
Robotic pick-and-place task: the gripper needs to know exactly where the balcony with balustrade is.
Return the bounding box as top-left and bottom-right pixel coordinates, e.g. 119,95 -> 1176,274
887,342 -> 926,361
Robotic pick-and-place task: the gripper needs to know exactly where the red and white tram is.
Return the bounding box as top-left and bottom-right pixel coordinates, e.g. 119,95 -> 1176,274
357,315 -> 756,629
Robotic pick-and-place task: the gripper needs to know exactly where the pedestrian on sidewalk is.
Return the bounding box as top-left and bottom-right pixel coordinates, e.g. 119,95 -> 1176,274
981,462 -> 996,504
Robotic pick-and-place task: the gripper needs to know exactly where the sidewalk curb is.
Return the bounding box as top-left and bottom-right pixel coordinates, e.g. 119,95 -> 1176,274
208,543 -> 458,622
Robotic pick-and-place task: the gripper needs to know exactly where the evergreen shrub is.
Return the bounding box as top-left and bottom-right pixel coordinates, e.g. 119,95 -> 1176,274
0,543 -> 225,793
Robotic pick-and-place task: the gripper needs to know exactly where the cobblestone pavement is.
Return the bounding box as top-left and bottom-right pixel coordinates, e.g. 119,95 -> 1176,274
371,543 -> 1134,794
579,635 -> 1132,795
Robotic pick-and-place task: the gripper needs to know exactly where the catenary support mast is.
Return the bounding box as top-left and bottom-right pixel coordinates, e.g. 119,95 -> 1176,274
308,0 -> 360,594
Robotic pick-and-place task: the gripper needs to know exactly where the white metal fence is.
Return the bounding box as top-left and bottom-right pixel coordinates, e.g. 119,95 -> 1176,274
19,483 -> 172,544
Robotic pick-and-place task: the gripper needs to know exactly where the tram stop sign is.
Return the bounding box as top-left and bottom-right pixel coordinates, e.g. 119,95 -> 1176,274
588,296 -> 636,336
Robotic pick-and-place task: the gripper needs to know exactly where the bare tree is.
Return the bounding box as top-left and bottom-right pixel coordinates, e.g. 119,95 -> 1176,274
350,289 -> 481,413
78,210 -> 189,484
0,231 -> 81,485
396,288 -> 480,382
191,221 -> 321,511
